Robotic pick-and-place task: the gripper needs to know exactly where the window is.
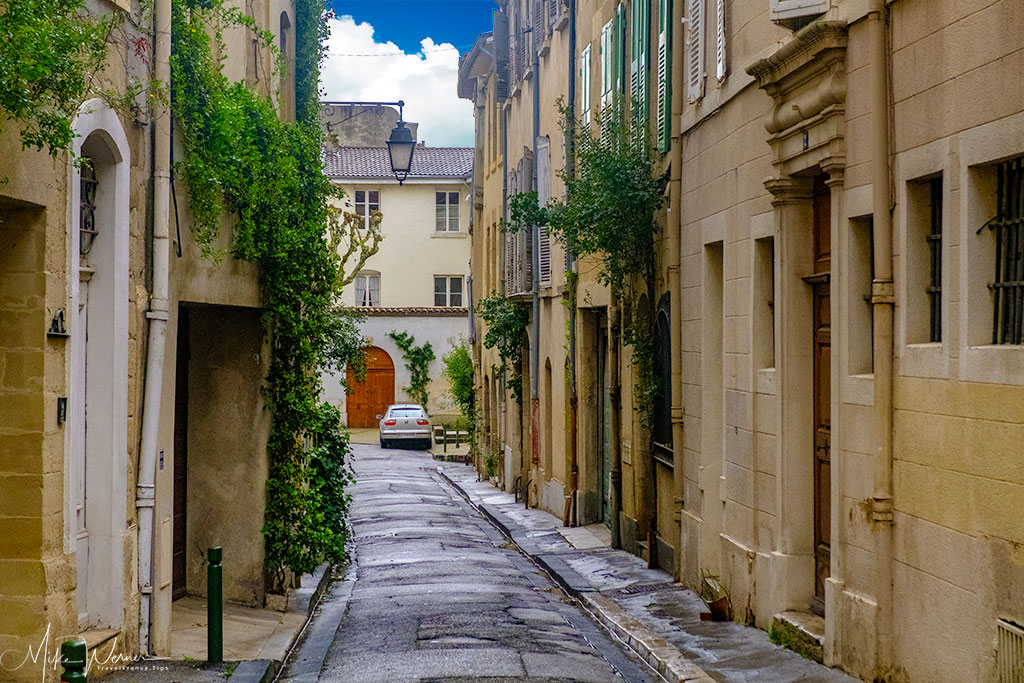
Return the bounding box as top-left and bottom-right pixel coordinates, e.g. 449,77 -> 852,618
990,157 -> 1024,344
354,272 -> 380,307
926,177 -> 943,342
579,44 -> 592,124
436,191 -> 460,231
434,276 -> 464,306
354,190 -> 379,230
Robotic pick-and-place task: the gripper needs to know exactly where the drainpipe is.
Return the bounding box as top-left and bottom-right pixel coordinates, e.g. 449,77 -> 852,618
867,0 -> 895,676
500,104 -> 509,486
667,0 -> 685,580
564,0 -> 579,527
528,20 -> 541,508
609,294 -> 622,548
138,0 -> 172,654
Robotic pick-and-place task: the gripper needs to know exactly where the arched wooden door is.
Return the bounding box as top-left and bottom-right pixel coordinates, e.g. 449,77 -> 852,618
346,346 -> 395,428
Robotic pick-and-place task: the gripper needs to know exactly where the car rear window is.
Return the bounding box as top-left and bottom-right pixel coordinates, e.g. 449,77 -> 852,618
390,408 -> 425,417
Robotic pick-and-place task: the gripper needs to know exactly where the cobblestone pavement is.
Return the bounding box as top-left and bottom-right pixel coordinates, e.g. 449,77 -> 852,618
311,444 -> 658,683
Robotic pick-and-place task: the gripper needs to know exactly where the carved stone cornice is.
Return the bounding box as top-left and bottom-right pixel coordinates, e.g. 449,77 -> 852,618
747,21 -> 848,95
764,176 -> 814,205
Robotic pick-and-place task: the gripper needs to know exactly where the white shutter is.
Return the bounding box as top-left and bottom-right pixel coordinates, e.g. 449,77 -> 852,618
715,0 -> 726,81
687,0 -> 704,102
769,0 -> 829,27
537,136 -> 551,283
656,0 -> 669,150
580,44 -> 591,124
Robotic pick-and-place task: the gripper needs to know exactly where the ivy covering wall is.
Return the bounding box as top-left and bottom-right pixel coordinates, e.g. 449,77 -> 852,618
171,0 -> 367,588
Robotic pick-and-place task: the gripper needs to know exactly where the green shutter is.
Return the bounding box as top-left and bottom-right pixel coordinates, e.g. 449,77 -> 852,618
657,0 -> 671,152
631,0 -> 650,122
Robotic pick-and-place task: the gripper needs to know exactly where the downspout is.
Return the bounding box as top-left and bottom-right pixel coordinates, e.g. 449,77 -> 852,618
528,17 -> 541,508
138,0 -> 172,654
867,0 -> 895,676
500,105 -> 509,485
609,293 -> 622,548
564,0 -> 579,527
667,0 -> 684,580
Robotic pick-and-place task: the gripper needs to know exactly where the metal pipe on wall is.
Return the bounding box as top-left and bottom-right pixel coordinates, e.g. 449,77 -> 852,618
667,0 -> 685,580
564,0 -> 579,527
529,4 -> 542,507
609,295 -> 622,548
867,0 -> 895,676
137,0 -> 172,652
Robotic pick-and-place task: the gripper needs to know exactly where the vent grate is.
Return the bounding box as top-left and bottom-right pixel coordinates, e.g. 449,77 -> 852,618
999,619 -> 1024,683
608,581 -> 679,597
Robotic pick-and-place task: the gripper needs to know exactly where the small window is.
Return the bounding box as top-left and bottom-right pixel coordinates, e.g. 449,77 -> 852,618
990,157 -> 1024,344
434,276 -> 464,306
354,190 -> 380,230
354,272 -> 380,307
436,191 -> 460,231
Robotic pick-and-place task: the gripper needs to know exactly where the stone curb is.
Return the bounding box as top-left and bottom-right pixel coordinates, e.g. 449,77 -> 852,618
275,557 -> 358,683
437,466 -> 715,683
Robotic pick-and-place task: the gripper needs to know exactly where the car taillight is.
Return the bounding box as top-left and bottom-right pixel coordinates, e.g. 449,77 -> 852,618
384,419 -> 396,425
417,419 -> 429,425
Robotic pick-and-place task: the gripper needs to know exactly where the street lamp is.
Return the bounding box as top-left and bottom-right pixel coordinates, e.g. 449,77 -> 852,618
320,99 -> 416,184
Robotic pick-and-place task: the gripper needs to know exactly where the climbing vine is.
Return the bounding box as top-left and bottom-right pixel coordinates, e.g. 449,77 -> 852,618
475,291 -> 529,405
0,0 -> 110,154
442,337 -> 475,431
507,105 -> 665,427
388,331 -> 435,408
170,0 -> 378,587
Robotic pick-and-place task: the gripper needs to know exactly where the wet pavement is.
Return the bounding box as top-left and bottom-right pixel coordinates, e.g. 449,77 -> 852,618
304,443 -> 658,683
439,462 -> 856,683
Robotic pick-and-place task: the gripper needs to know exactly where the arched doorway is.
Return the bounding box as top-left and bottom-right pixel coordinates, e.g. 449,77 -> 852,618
346,346 -> 395,427
68,100 -> 130,630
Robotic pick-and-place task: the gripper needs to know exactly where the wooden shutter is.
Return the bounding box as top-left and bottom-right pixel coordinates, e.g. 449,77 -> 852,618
533,0 -> 543,52
537,137 -> 551,283
687,0 -> 704,102
656,0 -> 671,152
580,44 -> 591,123
600,20 -> 612,109
615,3 -> 627,96
548,0 -> 559,29
715,0 -> 726,80
494,10 -> 510,101
631,0 -> 649,120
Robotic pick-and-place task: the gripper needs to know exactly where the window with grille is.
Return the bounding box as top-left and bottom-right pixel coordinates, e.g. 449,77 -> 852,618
927,177 -> 943,342
354,190 -> 379,230
354,272 -> 380,307
436,191 -> 460,231
990,157 -> 1024,344
434,276 -> 464,307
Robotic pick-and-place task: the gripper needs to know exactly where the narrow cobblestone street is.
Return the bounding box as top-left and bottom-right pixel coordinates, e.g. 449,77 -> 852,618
298,443 -> 657,683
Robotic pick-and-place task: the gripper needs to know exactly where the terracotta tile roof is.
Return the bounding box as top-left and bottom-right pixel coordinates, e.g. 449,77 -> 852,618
324,146 -> 473,179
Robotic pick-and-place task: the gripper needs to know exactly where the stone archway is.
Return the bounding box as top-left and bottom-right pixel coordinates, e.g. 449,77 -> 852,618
346,346 -> 395,428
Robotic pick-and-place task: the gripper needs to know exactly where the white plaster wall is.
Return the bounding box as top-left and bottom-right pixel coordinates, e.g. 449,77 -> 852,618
335,179 -> 471,307
323,314 -> 470,423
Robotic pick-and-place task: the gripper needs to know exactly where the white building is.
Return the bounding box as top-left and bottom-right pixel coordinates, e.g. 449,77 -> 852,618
322,145 -> 473,426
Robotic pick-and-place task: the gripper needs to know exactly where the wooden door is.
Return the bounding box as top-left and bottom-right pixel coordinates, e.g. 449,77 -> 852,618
346,346 -> 395,428
172,308 -> 189,600
811,174 -> 832,616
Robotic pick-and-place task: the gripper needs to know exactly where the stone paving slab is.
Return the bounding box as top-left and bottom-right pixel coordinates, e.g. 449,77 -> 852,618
439,462 -> 859,683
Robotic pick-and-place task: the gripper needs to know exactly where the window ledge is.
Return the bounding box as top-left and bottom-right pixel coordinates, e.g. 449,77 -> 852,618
431,231 -> 467,238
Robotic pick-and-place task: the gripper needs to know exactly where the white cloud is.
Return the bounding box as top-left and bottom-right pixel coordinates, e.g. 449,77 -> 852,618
320,16 -> 473,147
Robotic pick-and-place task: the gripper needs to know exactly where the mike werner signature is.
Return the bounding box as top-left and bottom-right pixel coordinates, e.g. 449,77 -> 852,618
0,625 -> 169,681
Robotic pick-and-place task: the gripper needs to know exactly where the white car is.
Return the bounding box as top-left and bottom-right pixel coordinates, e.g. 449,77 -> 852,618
377,404 -> 432,450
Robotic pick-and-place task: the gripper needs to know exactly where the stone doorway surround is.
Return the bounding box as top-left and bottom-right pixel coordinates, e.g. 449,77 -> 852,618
746,18 -> 850,667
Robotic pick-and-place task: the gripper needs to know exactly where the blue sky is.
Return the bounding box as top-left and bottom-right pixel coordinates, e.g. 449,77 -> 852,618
329,1 -> 494,55
320,2 -> 492,146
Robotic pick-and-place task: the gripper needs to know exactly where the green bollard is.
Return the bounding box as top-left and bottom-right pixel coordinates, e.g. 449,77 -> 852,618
207,546 -> 223,663
60,639 -> 87,682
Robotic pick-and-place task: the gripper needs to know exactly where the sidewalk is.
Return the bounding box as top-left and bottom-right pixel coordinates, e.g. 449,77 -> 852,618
99,564 -> 332,683
438,462 -> 857,683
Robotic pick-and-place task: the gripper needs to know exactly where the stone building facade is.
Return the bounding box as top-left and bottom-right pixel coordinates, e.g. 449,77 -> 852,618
462,0 -> 1024,680
0,0 -> 296,678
